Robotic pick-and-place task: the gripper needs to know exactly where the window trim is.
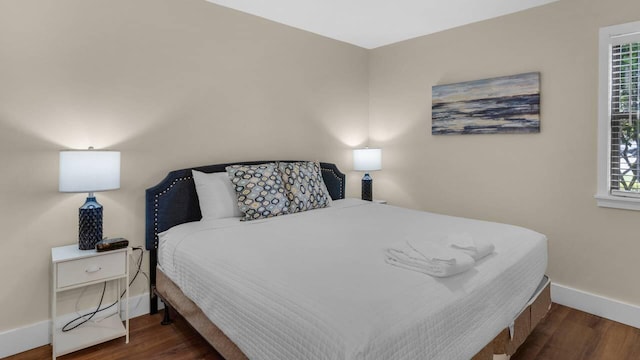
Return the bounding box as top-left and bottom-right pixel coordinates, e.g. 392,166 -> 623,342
596,21 -> 640,211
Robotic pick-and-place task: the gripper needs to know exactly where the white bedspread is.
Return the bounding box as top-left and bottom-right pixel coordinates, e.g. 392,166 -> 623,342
158,199 -> 547,360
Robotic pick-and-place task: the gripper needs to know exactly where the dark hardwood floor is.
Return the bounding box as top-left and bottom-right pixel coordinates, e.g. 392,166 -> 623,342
511,303 -> 640,360
6,311 -> 223,360
6,303 -> 640,360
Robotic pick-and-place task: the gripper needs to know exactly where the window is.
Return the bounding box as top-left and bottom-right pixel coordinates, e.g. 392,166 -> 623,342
596,21 -> 640,210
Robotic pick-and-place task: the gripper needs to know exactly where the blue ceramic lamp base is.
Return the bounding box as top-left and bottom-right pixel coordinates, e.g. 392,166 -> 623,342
361,173 -> 373,201
79,195 -> 103,250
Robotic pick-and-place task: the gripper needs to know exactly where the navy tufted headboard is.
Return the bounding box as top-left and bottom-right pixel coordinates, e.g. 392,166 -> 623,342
145,160 -> 346,313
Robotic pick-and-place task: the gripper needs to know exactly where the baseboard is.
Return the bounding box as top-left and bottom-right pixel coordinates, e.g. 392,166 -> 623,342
0,319 -> 50,359
551,282 -> 640,329
0,292 -> 162,359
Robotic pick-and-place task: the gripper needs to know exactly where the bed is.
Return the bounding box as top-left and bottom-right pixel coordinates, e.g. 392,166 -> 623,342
145,161 -> 550,360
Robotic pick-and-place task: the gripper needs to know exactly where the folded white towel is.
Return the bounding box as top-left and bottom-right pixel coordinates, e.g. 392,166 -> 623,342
384,241 -> 475,277
447,233 -> 495,261
405,239 -> 457,264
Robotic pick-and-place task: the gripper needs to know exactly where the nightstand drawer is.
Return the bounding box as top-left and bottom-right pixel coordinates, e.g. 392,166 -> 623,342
57,251 -> 126,288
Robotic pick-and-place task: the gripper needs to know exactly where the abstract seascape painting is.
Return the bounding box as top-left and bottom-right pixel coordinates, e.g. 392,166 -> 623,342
432,72 -> 540,135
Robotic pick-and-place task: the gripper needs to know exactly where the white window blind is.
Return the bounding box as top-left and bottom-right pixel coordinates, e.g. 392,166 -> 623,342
596,21 -> 640,210
609,41 -> 640,198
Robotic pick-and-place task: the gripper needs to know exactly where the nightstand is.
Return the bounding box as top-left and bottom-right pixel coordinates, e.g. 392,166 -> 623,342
51,245 -> 130,359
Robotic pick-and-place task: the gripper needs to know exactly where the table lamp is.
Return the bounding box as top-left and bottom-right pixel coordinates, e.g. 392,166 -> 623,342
353,148 -> 382,201
59,147 -> 121,250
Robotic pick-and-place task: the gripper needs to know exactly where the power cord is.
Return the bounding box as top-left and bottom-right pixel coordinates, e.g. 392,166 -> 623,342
62,282 -> 106,332
62,247 -> 146,332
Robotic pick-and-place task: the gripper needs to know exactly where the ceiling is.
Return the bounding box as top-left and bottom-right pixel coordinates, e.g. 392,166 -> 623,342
204,0 -> 558,49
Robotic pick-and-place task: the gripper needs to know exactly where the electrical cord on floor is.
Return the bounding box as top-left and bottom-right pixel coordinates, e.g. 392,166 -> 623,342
62,247 -> 145,332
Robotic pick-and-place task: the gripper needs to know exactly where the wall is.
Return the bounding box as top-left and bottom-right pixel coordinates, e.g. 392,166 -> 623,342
369,0 -> 640,307
0,0 -> 369,332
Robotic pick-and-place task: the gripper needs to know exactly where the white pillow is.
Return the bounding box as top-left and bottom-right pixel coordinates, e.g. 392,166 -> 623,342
192,170 -> 243,219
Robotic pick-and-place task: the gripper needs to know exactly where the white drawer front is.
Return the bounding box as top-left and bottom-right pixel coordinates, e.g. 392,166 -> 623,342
57,252 -> 126,289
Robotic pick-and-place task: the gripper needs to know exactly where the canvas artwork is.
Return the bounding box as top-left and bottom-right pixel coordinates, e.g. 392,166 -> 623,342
431,72 -> 540,135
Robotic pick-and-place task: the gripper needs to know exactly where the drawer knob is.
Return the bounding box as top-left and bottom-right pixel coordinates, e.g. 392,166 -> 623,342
85,265 -> 102,273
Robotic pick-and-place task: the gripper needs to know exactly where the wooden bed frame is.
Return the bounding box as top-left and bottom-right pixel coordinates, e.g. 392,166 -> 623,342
145,161 -> 550,359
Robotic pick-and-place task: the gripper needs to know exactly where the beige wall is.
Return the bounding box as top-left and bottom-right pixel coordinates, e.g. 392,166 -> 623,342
369,0 -> 640,306
0,0 -> 369,331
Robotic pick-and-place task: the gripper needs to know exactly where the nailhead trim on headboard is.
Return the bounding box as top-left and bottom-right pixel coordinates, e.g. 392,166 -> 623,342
153,176 -> 193,248
321,168 -> 344,198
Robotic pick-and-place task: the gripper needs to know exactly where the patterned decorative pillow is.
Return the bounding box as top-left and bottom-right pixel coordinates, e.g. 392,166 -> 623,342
278,161 -> 331,213
226,163 -> 290,221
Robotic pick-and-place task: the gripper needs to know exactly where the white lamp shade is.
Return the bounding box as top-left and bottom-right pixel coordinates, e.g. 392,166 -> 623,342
59,150 -> 121,192
353,148 -> 382,171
